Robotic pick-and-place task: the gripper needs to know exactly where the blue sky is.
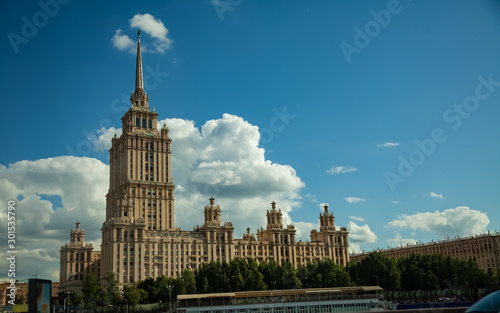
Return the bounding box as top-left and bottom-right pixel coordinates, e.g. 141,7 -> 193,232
1,0 -> 500,281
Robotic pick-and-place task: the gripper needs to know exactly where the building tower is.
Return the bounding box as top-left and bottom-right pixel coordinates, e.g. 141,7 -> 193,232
100,30 -> 175,284
257,202 -> 297,265
310,204 -> 349,266
59,222 -> 101,292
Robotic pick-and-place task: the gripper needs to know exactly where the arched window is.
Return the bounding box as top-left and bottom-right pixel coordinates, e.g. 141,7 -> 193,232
142,119 -> 146,128
136,118 -> 140,127
130,231 -> 134,239
146,142 -> 148,150
148,120 -> 152,129
124,231 -> 127,241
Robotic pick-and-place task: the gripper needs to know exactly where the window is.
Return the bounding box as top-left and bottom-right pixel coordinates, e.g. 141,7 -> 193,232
142,119 -> 146,127
136,118 -> 140,127
148,120 -> 152,129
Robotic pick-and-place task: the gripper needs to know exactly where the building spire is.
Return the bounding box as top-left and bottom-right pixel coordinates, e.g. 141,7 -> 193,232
135,30 -> 144,91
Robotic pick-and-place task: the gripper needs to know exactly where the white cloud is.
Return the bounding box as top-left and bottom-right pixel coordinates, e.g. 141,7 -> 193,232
88,127 -> 120,151
349,243 -> 361,254
392,200 -> 399,204
387,206 -> 489,238
5,113 -> 382,280
326,166 -> 357,175
130,14 -> 172,53
111,29 -> 135,52
0,156 -> 108,281
318,203 -> 328,211
377,142 -> 399,148
429,192 -> 445,200
112,14 -> 173,54
349,216 -> 365,222
345,197 -> 365,204
347,221 -> 377,243
294,221 -> 320,241
305,193 -> 317,203
387,233 -> 417,247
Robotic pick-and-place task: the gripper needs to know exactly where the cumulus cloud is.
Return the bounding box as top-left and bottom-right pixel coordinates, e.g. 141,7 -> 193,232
387,233 -> 417,247
1,114 -> 315,280
345,197 -> 365,204
326,166 -> 357,175
347,221 -> 377,243
294,221 -> 320,241
349,243 -> 361,254
429,192 -> 445,200
349,216 -> 365,222
112,13 -> 172,54
0,157 -> 108,281
387,206 -> 489,238
88,127 -> 120,152
377,142 -> 399,148
111,29 -> 135,52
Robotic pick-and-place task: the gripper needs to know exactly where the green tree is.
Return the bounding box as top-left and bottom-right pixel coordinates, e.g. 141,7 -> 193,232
103,272 -> 121,305
82,274 -> 100,307
348,252 -> 401,291
182,268 -> 197,294
68,291 -> 82,306
122,285 -> 141,307
138,288 -> 149,304
137,277 -> 155,303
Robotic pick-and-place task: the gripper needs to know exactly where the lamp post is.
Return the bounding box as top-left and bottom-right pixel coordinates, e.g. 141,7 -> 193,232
125,299 -> 128,313
168,285 -> 173,309
272,281 -> 276,290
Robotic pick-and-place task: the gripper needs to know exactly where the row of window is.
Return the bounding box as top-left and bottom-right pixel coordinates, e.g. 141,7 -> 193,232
136,118 -> 153,129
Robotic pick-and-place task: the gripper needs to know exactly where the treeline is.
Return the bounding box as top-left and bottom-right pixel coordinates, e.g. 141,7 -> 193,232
347,252 -> 497,291
73,253 -> 499,308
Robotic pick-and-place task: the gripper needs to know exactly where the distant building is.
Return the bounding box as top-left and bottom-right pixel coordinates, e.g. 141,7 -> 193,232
350,232 -> 500,272
59,31 -> 350,289
59,222 -> 101,292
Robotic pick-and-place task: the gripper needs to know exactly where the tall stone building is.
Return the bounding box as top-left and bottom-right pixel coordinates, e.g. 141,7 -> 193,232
59,31 -> 349,289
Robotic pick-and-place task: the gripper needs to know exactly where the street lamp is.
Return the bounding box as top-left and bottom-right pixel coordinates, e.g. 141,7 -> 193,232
272,281 -> 276,290
125,299 -> 128,313
168,285 -> 173,309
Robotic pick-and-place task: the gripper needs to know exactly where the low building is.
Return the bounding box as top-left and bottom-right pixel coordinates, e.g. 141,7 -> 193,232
350,231 -> 500,272
177,286 -> 384,313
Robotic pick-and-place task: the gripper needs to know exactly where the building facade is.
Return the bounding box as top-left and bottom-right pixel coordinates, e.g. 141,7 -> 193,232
350,232 -> 500,272
59,222 -> 101,292
60,31 -> 349,289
